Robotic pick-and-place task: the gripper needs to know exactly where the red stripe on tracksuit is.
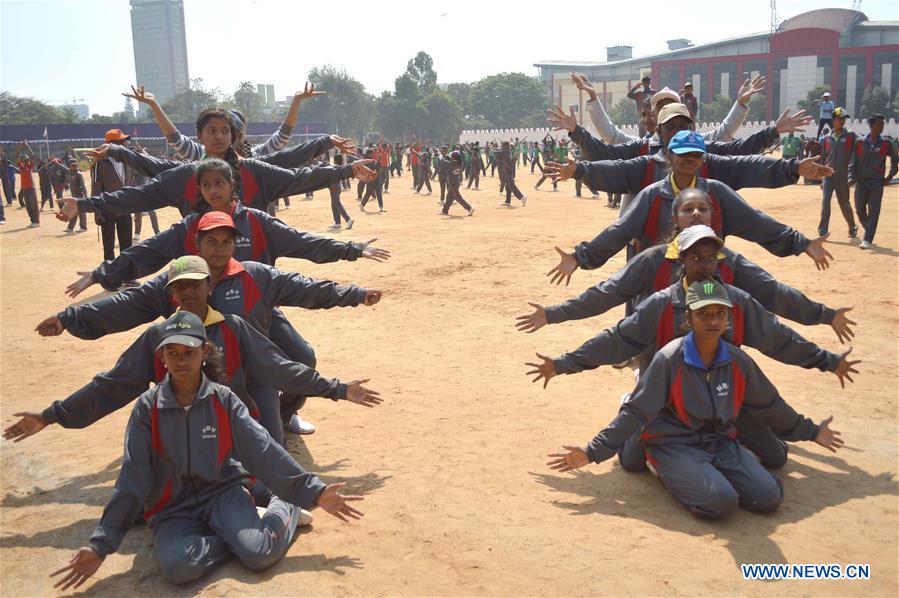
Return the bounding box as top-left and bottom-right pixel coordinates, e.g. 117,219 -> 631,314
642,195 -> 663,244
239,271 -> 263,315
144,399 -> 173,520
708,193 -> 722,234
731,305 -> 744,346
717,262 -> 734,284
732,363 -> 746,419
238,165 -> 260,205
656,302 -> 675,350
212,393 -> 233,467
245,212 -> 268,261
183,219 -> 201,255
220,322 -> 242,380
653,260 -> 674,292
668,366 -> 690,425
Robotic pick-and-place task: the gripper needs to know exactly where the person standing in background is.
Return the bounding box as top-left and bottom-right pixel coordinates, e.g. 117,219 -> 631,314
17,142 -> 40,227
64,159 -> 89,234
37,159 -> 54,210
817,107 -> 857,239
680,82 -> 698,121
816,92 -> 835,138
91,129 -> 134,271
851,114 -> 899,249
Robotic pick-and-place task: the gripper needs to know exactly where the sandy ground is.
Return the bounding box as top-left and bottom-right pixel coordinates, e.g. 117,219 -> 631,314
1,166 -> 897,597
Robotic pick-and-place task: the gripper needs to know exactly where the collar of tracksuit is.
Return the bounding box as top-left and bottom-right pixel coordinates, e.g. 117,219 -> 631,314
668,172 -> 697,195
863,133 -> 883,148
155,373 -> 219,410
219,258 -> 246,280
174,306 -> 226,327
682,331 -> 731,370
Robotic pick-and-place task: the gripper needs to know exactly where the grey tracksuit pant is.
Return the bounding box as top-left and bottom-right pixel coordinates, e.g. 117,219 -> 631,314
818,177 -> 856,236
646,439 -> 783,519
855,181 -> 885,244
619,409 -> 789,472
154,485 -> 300,584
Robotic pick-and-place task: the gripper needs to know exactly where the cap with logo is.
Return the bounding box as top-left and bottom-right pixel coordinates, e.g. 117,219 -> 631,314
104,129 -> 131,143
156,311 -> 207,351
165,255 -> 210,288
668,130 -> 706,154
685,279 -> 733,310
833,107 -> 849,119
657,103 -> 693,125
650,87 -> 682,112
197,211 -> 241,236
677,225 -> 724,254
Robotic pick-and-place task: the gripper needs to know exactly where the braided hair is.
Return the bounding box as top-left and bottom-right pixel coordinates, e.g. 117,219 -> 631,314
228,109 -> 253,157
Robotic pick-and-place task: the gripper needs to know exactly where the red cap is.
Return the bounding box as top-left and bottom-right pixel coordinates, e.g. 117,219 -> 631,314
197,211 -> 241,236
104,129 -> 131,142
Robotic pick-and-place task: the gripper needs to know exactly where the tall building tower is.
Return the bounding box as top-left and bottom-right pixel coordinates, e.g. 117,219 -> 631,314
129,0 -> 190,103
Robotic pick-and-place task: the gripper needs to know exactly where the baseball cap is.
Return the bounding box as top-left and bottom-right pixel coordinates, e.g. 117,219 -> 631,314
104,129 -> 131,143
683,81 -> 693,87
165,255 -> 210,288
155,311 -> 206,351
657,103 -> 693,125
677,225 -> 724,254
197,211 -> 241,236
685,279 -> 733,310
833,107 -> 849,119
650,87 -> 680,111
822,92 -> 831,97
668,130 -> 706,154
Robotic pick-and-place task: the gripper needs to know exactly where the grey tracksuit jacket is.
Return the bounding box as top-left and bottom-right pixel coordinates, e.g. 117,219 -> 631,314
850,135 -> 899,183
585,334 -> 819,463
547,244 -> 834,327
77,142 -> 350,218
570,124 -> 777,162
59,258 -> 367,340
572,177 -> 810,270
91,201 -> 364,291
819,130 -> 857,182
42,311 -> 347,430
570,144 -> 801,196
88,375 -> 327,557
585,98 -> 747,144
553,279 -> 841,376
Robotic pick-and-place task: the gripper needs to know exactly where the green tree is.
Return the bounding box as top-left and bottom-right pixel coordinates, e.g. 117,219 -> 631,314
405,51 -> 437,92
607,97 -> 638,126
747,94 -> 766,121
445,82 -> 471,115
699,95 -> 732,123
230,81 -> 265,122
160,78 -> 223,122
797,85 -> 831,118
468,73 -> 546,128
858,85 -> 891,119
284,66 -> 376,140
0,91 -> 68,125
420,89 -> 462,142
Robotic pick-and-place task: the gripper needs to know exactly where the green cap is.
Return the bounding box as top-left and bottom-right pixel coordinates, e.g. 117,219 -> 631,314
685,279 -> 733,310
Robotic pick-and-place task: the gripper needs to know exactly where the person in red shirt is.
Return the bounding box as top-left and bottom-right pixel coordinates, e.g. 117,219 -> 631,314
16,141 -> 40,227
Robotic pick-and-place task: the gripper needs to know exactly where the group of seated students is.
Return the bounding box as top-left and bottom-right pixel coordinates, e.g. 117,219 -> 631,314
518,76 -> 859,519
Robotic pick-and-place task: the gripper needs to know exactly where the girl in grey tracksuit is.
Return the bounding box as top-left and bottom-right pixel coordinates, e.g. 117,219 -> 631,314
39,311 -> 360,438
570,176 -> 814,271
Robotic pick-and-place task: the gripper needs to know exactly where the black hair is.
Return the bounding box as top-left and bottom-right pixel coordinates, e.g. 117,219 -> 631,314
662,188 -> 714,244
194,108 -> 243,200
197,227 -> 238,244
868,114 -> 885,124
202,341 -> 229,384
193,158 -> 237,213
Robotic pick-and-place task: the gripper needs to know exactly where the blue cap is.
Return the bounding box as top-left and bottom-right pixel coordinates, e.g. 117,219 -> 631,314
668,130 -> 706,155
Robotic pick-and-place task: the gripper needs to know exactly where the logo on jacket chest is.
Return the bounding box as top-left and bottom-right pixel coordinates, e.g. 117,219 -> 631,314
201,425 -> 217,440
224,288 -> 241,301
715,382 -> 729,397
235,236 -> 251,248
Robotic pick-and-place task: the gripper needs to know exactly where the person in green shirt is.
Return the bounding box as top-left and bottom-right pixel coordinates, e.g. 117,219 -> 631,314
781,132 -> 802,159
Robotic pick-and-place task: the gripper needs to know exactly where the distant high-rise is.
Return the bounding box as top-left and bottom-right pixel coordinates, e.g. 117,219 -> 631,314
129,0 -> 190,103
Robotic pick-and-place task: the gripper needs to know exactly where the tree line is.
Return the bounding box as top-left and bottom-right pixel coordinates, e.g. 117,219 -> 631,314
1,51 -> 548,142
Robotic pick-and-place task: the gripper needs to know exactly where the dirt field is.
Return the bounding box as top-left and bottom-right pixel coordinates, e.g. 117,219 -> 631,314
1,167 -> 897,596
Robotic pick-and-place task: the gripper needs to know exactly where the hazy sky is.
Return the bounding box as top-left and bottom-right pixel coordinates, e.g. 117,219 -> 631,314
2,0 -> 898,116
